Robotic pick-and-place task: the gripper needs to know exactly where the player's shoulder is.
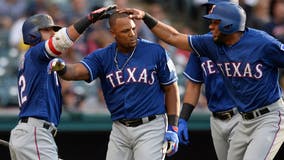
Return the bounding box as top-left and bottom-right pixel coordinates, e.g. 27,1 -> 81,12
89,43 -> 116,56
138,38 -> 165,51
246,28 -> 277,43
27,41 -> 52,60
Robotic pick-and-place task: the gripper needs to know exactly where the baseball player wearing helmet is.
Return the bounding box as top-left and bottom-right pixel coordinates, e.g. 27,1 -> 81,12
49,12 -> 180,160
9,5 -> 116,160
122,1 -> 284,160
178,1 -> 240,160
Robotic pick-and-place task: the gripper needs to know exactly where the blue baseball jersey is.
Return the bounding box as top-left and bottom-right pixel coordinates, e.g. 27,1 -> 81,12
184,53 -> 235,112
189,28 -> 283,112
81,38 -> 177,120
18,42 -> 62,126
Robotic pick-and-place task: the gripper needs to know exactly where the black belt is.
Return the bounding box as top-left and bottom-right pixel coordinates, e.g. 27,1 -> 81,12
20,117 -> 57,137
119,115 -> 157,127
213,109 -> 237,120
240,107 -> 270,120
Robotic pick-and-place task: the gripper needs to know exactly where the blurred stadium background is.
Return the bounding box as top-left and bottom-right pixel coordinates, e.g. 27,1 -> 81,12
0,0 -> 284,159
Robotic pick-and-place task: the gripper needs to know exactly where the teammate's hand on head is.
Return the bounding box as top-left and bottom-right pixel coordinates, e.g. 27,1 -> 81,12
88,5 -> 117,23
163,125 -> 179,157
48,58 -> 66,74
178,118 -> 190,145
118,8 -> 145,20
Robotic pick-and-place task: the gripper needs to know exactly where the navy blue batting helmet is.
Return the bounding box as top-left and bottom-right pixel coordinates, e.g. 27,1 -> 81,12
22,14 -> 61,45
203,2 -> 246,34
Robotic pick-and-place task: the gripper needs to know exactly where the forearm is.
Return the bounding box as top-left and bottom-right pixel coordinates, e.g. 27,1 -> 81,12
180,81 -> 202,120
183,81 -> 201,106
164,82 -> 180,125
143,13 -> 191,51
68,17 -> 92,41
60,63 -> 90,81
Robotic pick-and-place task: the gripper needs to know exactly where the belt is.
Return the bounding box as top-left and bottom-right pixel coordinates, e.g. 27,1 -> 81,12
212,108 -> 237,120
240,107 -> 270,120
118,115 -> 157,127
20,117 -> 57,137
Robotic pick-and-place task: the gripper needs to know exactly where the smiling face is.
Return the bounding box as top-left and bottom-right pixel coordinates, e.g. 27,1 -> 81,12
109,13 -> 137,53
209,19 -> 224,43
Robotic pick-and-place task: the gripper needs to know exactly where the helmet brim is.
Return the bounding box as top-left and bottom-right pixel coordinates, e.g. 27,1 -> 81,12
203,14 -> 221,20
51,26 -> 62,32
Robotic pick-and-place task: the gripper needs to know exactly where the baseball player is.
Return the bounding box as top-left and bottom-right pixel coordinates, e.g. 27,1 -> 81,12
9,5 -> 116,160
49,12 -> 180,160
179,53 -> 241,160
178,1 -> 241,160
122,2 -> 284,160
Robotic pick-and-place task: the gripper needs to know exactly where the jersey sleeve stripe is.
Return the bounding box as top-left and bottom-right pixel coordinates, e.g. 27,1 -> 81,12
48,37 -> 61,55
183,72 -> 203,83
43,49 -> 54,59
160,78 -> 178,85
189,36 -> 201,57
80,61 -> 94,82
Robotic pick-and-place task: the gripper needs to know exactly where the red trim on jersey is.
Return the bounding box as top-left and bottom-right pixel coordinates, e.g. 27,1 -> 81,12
171,126 -> 178,132
48,38 -> 61,55
34,127 -> 41,160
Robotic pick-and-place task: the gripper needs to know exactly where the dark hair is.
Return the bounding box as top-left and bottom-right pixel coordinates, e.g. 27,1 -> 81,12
108,12 -> 129,28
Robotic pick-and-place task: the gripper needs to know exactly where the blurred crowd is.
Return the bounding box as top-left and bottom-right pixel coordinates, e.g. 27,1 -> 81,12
1,0 -> 284,115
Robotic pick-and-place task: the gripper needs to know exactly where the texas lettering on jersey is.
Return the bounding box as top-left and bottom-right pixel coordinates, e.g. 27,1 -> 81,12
106,67 -> 157,88
201,59 -> 263,79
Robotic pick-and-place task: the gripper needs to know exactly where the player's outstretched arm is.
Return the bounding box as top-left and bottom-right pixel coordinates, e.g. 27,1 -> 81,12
48,58 -> 90,81
119,8 -> 191,51
68,5 -> 116,41
46,5 -> 116,56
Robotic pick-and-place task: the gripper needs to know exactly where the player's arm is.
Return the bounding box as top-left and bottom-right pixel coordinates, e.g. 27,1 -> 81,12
48,58 -> 90,81
162,81 -> 180,156
120,8 -> 191,51
183,80 -> 201,107
46,5 -> 116,57
163,82 -> 180,119
178,80 -> 201,145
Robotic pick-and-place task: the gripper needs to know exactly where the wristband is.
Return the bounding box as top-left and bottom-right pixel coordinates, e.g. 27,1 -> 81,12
180,103 -> 195,121
73,16 -> 92,34
57,66 -> 67,76
143,12 -> 158,29
168,115 -> 179,127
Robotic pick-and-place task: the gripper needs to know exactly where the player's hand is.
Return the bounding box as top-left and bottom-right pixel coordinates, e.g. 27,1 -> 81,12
48,58 -> 66,74
178,118 -> 190,145
118,8 -> 145,20
163,125 -> 179,157
88,5 -> 117,23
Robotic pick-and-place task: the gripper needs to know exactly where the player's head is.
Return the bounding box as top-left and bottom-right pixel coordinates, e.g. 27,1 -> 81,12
203,2 -> 246,35
22,14 -> 61,46
109,12 -> 137,51
203,0 -> 239,13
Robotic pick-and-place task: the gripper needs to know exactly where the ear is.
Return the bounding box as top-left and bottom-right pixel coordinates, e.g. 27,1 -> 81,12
109,29 -> 116,38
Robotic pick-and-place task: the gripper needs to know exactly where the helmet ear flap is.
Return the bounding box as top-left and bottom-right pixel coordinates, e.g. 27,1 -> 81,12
26,30 -> 42,45
22,23 -> 41,45
219,23 -> 234,34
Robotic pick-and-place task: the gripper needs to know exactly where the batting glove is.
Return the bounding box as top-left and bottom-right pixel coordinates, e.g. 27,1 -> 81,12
48,58 -> 66,75
88,5 -> 116,23
163,125 -> 179,157
178,118 -> 190,145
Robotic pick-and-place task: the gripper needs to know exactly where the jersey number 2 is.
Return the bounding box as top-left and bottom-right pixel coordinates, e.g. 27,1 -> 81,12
18,75 -> 27,107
